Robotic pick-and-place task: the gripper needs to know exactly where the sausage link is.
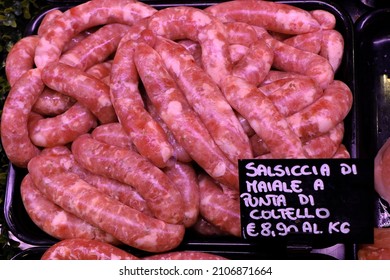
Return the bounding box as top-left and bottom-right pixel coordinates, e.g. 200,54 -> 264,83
303,122 -> 345,158
145,97 -> 192,163
72,134 -> 184,225
259,76 -> 323,116
147,6 -> 232,86
32,87 -> 75,116
28,153 -> 185,252
310,9 -> 336,30
223,21 -> 273,85
134,42 -> 239,189
41,62 -> 116,124
358,228 -> 390,260
319,29 -> 344,72
251,120 -> 345,158
233,39 -> 273,86
261,70 -> 307,85
110,39 -> 174,168
198,173 -> 241,237
21,174 -> 119,244
205,0 -> 320,34
155,36 -> 253,163
374,138 -> 390,203
41,146 -> 151,215
255,26 -> 334,89
69,158 -> 152,216
287,80 -> 353,140
177,39 -> 203,67
225,21 -> 258,46
28,103 -> 97,147
91,123 -> 135,150
192,216 -> 229,236
37,9 -> 63,36
221,75 -> 306,159
34,0 -> 156,68
1,68 -> 43,167
229,44 -> 249,64
5,35 -> 39,86
85,61 -> 112,81
143,251 -> 228,260
59,23 -> 132,71
283,31 -> 322,54
358,246 -> 390,260
164,162 -> 200,227
41,239 -> 139,260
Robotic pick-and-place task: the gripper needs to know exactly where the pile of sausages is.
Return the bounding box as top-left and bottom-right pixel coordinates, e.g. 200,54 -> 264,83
1,0 -> 354,257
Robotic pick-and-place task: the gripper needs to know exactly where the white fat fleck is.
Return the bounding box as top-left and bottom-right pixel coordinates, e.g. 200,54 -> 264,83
212,162 -> 226,177
160,144 -> 173,163
302,89 -> 317,104
134,231 -> 158,248
201,194 -> 213,206
165,55 -> 182,75
192,10 -> 212,26
275,10 -> 304,31
97,94 -> 111,107
249,119 -> 261,132
51,211 -> 68,226
166,100 -> 183,117
317,117 -> 333,133
60,158 -> 73,170
59,54 -> 79,67
31,132 -> 48,147
215,137 -> 237,159
110,254 -> 123,260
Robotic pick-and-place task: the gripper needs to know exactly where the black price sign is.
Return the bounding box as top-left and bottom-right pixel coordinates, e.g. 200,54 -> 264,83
239,159 -> 374,244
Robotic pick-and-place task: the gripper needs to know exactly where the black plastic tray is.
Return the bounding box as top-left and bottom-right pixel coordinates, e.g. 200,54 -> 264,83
355,9 -> 390,228
4,0 -> 358,260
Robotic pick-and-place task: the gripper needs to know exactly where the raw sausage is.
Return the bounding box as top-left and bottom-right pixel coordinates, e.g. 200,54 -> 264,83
154,36 -> 253,163
205,0 -> 320,34
198,173 -> 241,237
221,75 -> 306,159
254,26 -> 334,89
28,152 -> 185,252
287,80 -> 353,140
283,31 -> 322,54
374,138 -> 390,203
110,39 -> 174,168
145,96 -> 192,163
147,6 -> 232,86
28,103 -> 97,147
41,239 -> 138,260
310,9 -> 336,30
1,68 -> 43,167
91,122 -> 134,150
259,76 -> 323,117
163,161 -> 200,227
32,87 -> 75,116
134,42 -> 239,189
143,251 -> 228,260
5,35 -> 39,86
71,134 -> 185,225
232,39 -> 273,86
34,0 -> 156,68
319,29 -> 344,72
21,174 -> 119,244
59,23 -> 132,71
358,228 -> 390,260
41,62 -> 116,124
